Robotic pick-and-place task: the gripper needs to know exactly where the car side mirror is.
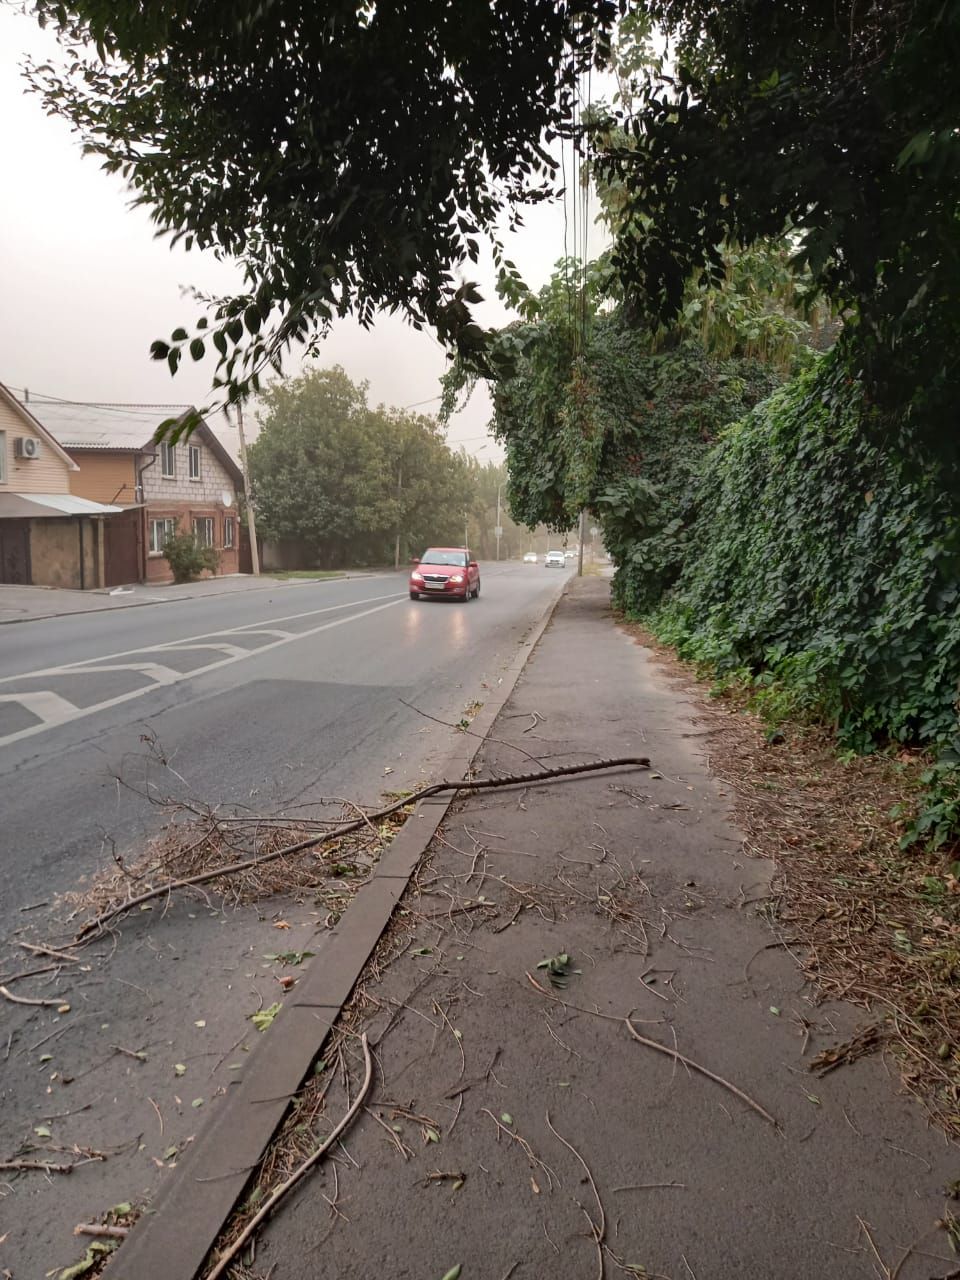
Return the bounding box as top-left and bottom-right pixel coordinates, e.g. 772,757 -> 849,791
469,561 -> 478,569
410,557 -> 420,566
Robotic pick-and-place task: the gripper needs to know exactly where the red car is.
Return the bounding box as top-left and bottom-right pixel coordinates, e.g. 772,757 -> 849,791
409,547 -> 481,601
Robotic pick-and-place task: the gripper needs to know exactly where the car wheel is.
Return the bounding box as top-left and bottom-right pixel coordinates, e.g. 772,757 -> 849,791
473,581 -> 481,599
409,591 -> 420,600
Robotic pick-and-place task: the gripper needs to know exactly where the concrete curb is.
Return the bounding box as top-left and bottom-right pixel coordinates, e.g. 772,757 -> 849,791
0,573 -> 390,625
106,578 -> 570,1280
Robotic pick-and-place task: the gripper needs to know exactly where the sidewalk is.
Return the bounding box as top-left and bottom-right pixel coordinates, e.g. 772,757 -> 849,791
246,576 -> 955,1280
0,571 -> 382,624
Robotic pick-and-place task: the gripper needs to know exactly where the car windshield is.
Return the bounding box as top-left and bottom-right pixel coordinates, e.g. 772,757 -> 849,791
421,549 -> 467,567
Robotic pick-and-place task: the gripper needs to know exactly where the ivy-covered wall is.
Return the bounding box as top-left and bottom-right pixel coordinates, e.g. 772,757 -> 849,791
650,350 -> 960,768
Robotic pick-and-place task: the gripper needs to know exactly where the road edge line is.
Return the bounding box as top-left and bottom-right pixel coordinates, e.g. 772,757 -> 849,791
106,577 -> 571,1280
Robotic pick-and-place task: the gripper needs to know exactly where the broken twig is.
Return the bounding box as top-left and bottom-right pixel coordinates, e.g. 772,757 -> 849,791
546,1111 -> 605,1280
0,1156 -> 102,1174
75,1224 -> 129,1240
205,1033 -> 373,1280
0,984 -> 66,1009
625,1018 -> 778,1128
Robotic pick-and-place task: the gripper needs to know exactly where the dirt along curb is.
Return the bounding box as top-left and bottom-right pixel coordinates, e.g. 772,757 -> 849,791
106,577 -> 572,1280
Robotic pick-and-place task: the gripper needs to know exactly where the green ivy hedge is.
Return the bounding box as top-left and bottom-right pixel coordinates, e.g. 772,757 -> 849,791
648,352 -> 960,845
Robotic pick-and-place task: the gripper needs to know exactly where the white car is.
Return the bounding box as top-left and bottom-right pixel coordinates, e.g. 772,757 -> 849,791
544,550 -> 566,568
523,552 -> 538,563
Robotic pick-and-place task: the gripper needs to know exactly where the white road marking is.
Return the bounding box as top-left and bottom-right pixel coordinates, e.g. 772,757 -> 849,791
0,595 -> 406,750
0,591 -> 402,686
0,690 -> 79,726
151,641 -> 251,660
63,662 -> 183,686
218,628 -> 294,641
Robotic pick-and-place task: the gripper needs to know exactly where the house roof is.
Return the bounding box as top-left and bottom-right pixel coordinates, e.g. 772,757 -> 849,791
20,400 -> 186,452
0,493 -> 125,518
19,399 -> 244,488
0,382 -> 80,471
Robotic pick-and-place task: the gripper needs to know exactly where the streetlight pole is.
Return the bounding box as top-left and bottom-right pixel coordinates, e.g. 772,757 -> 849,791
495,482 -> 504,562
236,401 -> 260,577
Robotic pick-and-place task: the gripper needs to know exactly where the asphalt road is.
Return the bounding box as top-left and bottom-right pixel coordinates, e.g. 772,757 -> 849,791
0,564 -> 571,922
0,561 -> 570,1273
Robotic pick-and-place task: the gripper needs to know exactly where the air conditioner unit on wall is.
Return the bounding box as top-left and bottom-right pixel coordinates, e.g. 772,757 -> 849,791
15,437 -> 41,459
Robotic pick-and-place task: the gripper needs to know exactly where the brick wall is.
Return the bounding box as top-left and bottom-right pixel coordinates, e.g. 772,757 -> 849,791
145,507 -> 241,583
141,438 -> 237,506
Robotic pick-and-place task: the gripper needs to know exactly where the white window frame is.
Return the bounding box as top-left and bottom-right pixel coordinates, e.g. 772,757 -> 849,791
0,431 -> 6,484
160,442 -> 176,478
188,444 -> 201,481
223,515 -> 235,549
192,516 -> 215,547
149,517 -> 178,555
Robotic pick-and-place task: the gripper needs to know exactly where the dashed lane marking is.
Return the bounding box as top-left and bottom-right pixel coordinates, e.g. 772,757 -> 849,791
0,594 -> 406,751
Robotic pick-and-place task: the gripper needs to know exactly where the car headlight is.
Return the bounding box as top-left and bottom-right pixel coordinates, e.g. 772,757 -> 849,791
450,575 -> 463,584
411,571 -> 423,581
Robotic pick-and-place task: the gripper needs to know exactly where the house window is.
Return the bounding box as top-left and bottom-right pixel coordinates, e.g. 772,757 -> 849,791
160,442 -> 176,478
0,431 -> 6,483
149,517 -> 178,555
188,445 -> 201,480
192,516 -> 215,547
223,516 -> 235,549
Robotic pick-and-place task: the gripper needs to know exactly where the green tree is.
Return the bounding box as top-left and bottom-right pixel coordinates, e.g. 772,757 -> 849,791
249,367 -> 471,567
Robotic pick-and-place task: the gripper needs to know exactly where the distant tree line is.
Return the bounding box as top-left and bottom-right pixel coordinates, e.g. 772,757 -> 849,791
248,367 -> 554,569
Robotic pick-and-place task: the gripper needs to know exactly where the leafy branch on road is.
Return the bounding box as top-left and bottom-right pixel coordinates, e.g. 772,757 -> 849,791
61,757 -> 648,945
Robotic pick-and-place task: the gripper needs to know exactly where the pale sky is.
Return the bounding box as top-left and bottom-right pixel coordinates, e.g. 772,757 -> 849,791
0,4 -> 607,458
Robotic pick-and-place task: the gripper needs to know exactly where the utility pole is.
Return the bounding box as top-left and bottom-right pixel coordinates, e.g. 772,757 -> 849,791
394,459 -> 403,571
495,482 -> 504,562
236,401 -> 260,577
577,509 -> 587,577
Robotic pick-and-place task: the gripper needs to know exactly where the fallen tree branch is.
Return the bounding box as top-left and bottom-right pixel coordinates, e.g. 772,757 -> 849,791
204,1032 -> 373,1280
0,984 -> 66,1008
73,758 -> 650,942
625,1018 -> 778,1129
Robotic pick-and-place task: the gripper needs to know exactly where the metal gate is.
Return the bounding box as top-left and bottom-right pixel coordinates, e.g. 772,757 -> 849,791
103,509 -> 143,587
0,520 -> 31,584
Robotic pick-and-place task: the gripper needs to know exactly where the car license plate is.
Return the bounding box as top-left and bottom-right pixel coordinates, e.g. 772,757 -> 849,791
425,582 -> 444,589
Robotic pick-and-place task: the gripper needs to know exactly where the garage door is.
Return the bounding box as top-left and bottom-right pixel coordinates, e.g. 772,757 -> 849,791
0,521 -> 31,584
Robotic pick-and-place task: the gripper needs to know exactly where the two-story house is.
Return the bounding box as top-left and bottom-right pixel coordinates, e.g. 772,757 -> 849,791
0,381 -> 124,587
26,400 -> 246,584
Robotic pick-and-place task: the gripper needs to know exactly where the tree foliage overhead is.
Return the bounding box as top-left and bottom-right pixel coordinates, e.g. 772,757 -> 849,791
28,0 -> 615,426
595,0 -> 960,424
249,367 -> 471,568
